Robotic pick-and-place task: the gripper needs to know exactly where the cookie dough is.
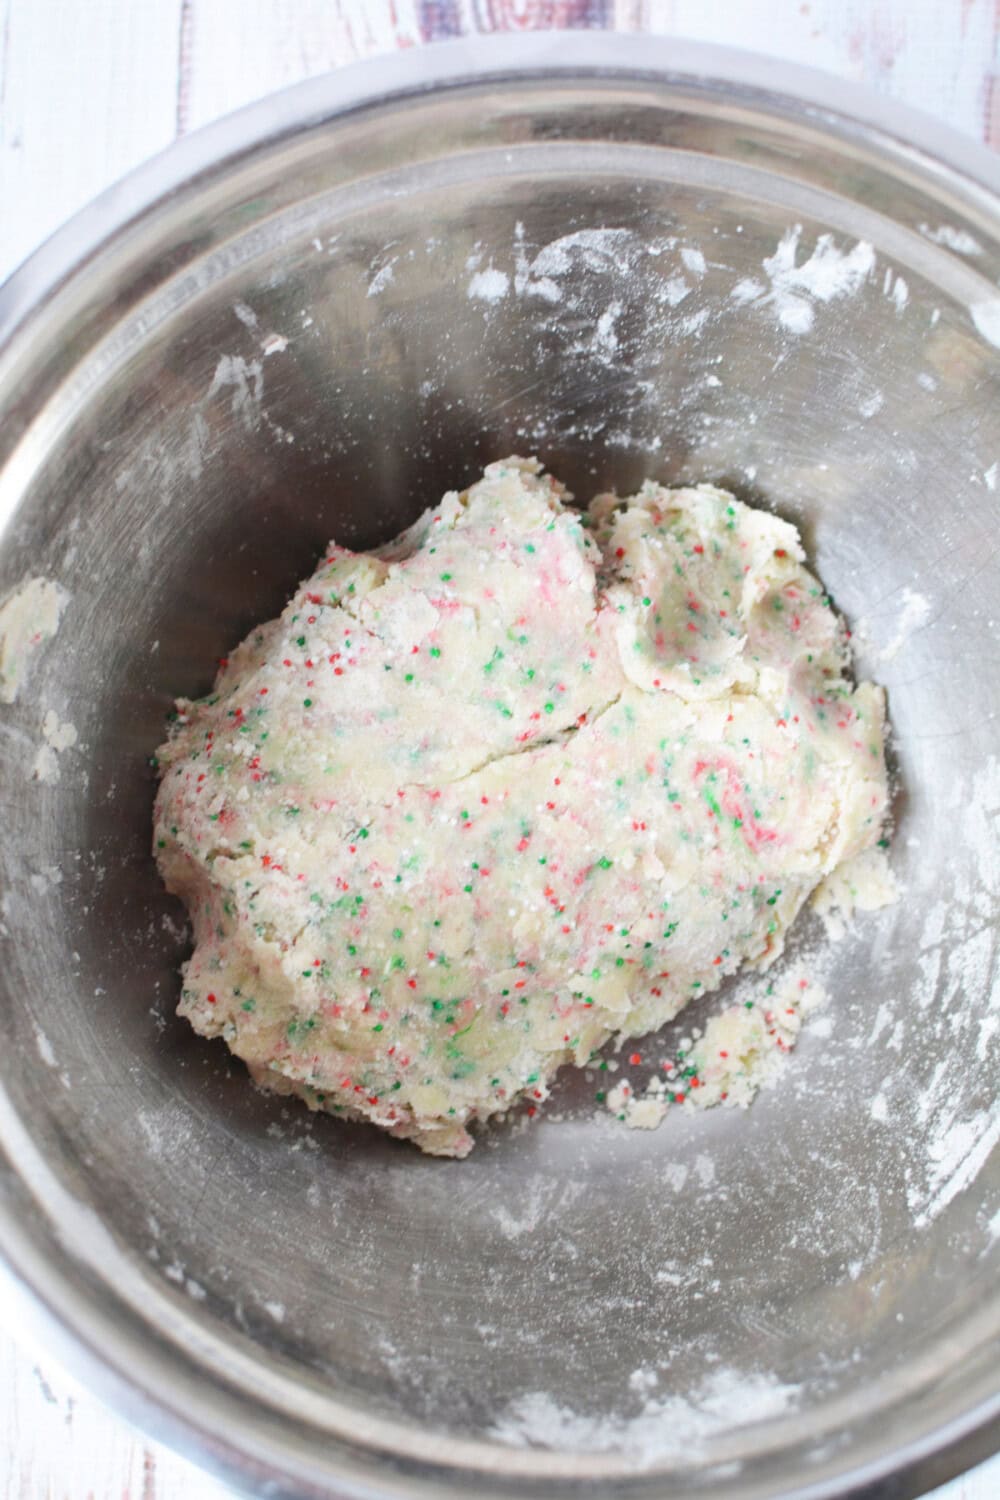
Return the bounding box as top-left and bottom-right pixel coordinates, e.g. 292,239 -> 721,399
154,458 -> 889,1156
605,970 -> 829,1128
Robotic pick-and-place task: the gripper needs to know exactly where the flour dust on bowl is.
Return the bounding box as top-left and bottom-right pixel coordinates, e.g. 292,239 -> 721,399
0,34 -> 997,1500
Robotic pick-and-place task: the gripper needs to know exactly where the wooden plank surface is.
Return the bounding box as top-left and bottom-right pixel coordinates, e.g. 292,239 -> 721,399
1,2 -> 998,1496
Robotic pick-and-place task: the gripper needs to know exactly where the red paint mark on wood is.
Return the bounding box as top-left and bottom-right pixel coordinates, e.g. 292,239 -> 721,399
175,0 -> 195,138
961,0 -> 979,33
986,0 -> 1000,149
845,12 -> 904,78
615,0 -> 650,25
142,1447 -> 157,1500
389,0 -> 418,46
985,70 -> 1000,150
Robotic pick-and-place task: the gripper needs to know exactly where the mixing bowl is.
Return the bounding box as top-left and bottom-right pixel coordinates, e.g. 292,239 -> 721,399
0,33 -> 998,1500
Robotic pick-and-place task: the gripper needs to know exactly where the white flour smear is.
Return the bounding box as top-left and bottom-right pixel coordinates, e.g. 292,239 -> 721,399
467,266 -> 510,302
731,226 -> 875,334
902,757 -> 1000,1229
491,1368 -> 800,1463
918,223 -> 982,255
853,587 -> 932,666
205,353 -> 264,430
32,708 -> 78,784
971,299 -> 1000,349
915,1111 -> 1000,1229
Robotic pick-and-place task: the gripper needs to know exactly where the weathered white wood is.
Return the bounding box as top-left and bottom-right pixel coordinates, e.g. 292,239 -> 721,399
2,2 -> 1000,1497
0,1277 -> 230,1499
0,0 -> 183,284
616,0 -> 999,145
181,0 -> 424,132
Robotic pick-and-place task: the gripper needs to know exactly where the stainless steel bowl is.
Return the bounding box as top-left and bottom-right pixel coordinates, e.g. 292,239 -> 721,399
0,34 -> 998,1500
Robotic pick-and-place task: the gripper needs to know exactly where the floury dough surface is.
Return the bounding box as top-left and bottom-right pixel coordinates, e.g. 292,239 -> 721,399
155,459 -> 890,1156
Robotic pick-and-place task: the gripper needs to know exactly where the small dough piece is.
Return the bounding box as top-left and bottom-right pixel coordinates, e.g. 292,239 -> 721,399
154,459 -> 890,1156
0,577 -> 68,704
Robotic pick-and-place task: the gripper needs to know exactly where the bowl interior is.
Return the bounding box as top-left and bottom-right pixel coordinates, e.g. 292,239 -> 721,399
0,55 -> 998,1496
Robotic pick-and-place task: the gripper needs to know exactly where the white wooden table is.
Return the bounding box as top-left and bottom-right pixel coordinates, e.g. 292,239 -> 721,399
1,3 -> 998,1496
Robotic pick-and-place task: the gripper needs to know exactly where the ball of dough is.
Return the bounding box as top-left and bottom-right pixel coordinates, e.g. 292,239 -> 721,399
154,458 -> 889,1156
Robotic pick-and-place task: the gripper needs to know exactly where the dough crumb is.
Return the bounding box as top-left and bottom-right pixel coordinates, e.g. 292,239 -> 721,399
604,972 -> 827,1128
0,577 -> 68,704
812,846 -> 898,942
